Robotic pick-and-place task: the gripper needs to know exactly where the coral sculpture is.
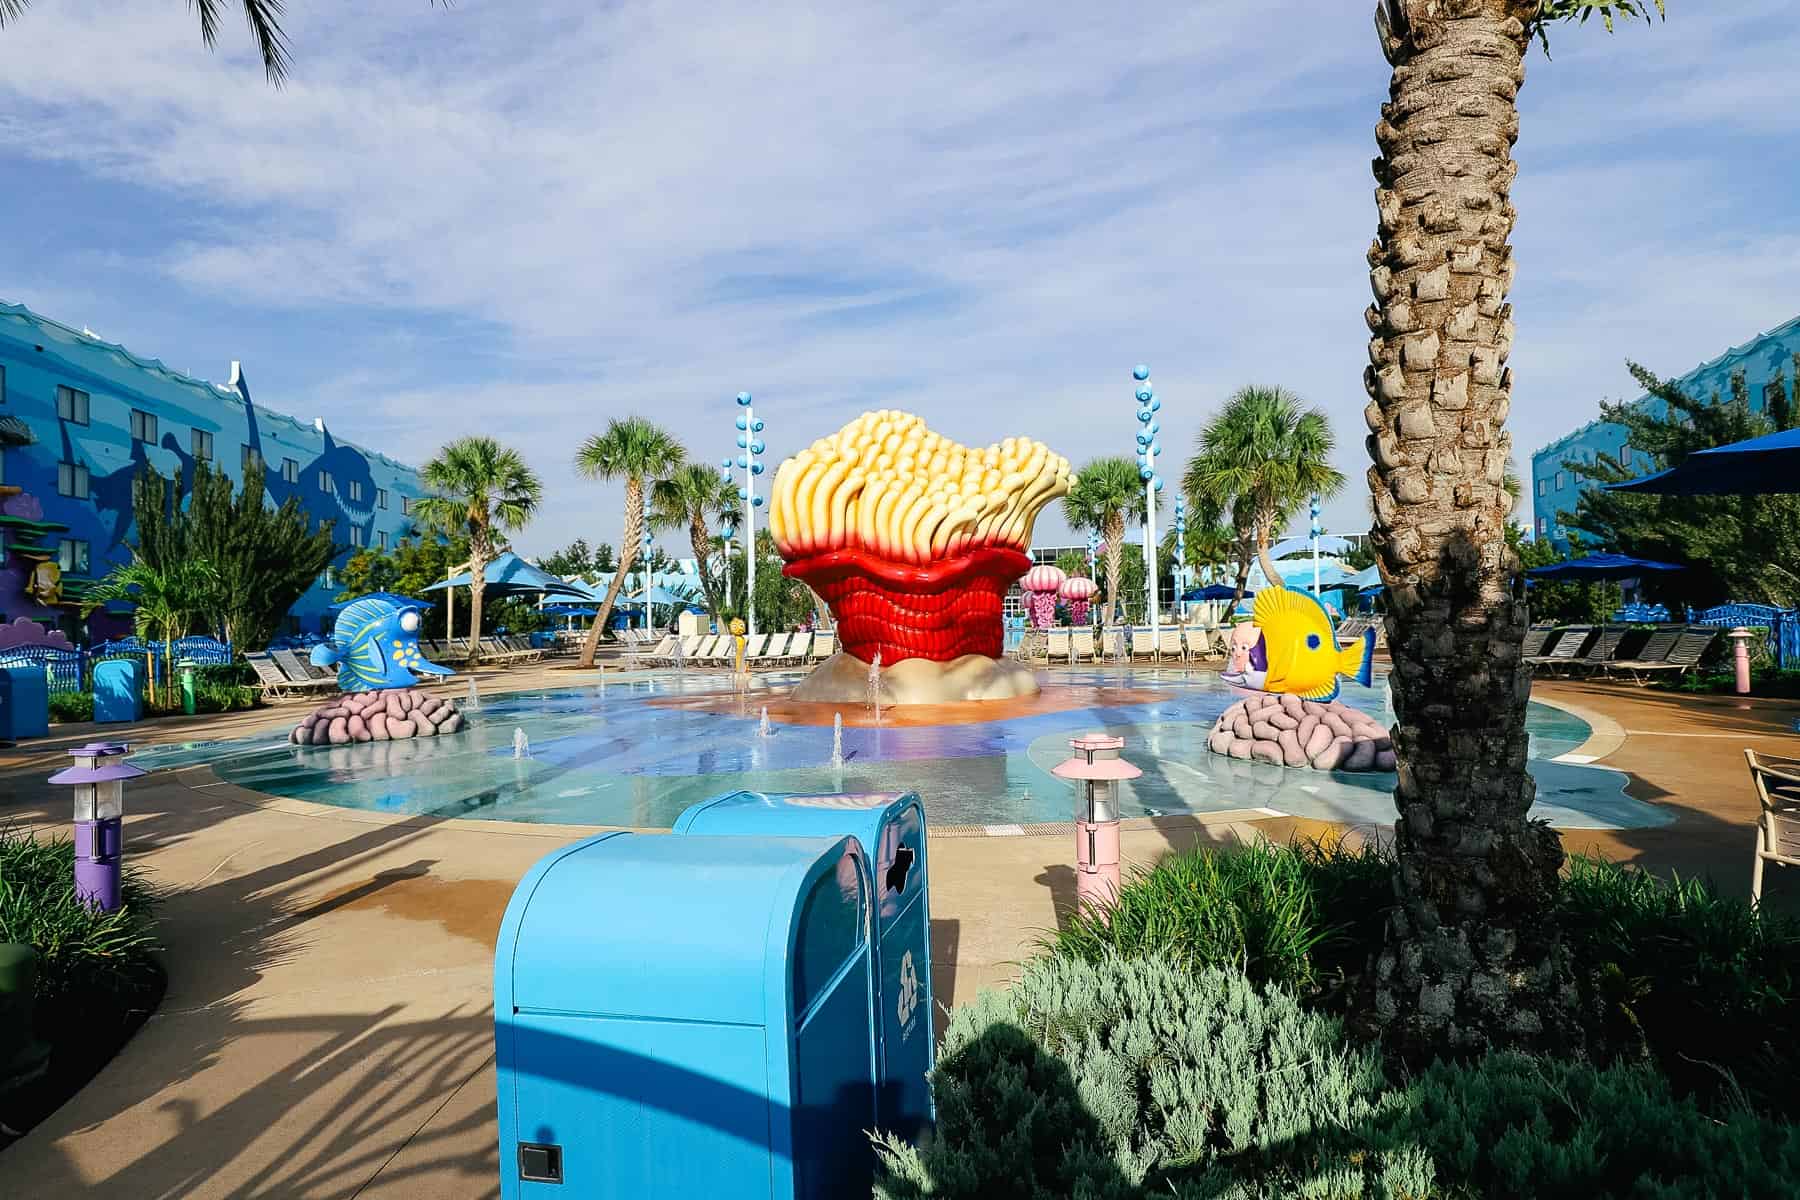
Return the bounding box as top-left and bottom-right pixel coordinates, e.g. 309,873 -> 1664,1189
771,412 -> 1072,701
1208,693 -> 1395,772
1020,565 -> 1066,630
290,593 -> 464,746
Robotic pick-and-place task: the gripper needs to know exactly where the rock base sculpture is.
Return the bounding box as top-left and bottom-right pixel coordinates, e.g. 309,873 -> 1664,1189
290,687 -> 466,745
1208,692 -> 1395,772
789,651 -> 1039,705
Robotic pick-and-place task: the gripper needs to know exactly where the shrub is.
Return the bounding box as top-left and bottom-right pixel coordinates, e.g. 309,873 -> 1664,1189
1038,836 -> 1392,998
0,826 -> 161,1037
875,954 -> 1800,1199
1558,855 -> 1800,1116
47,692 -> 93,723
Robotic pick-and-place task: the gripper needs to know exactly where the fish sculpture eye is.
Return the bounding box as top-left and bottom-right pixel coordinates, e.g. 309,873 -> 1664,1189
1306,633 -> 1321,650
400,610 -> 421,634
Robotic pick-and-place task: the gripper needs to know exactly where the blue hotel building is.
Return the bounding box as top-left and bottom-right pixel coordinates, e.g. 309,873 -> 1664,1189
0,301 -> 427,641
1530,315 -> 1800,550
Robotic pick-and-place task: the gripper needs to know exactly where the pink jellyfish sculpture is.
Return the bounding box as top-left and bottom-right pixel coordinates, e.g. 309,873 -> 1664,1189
1020,565 -> 1067,629
1059,575 -> 1097,626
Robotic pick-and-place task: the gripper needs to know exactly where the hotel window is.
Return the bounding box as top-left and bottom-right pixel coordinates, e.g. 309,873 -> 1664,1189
191,428 -> 213,461
0,364 -> 6,403
1619,444 -> 1632,468
347,479 -> 364,503
1537,518 -> 1547,536
56,385 -> 89,425
242,444 -> 263,474
376,488 -> 389,510
377,529 -> 389,550
318,469 -> 334,493
401,495 -> 413,516
1536,478 -> 1546,497
281,457 -> 299,484
129,409 -> 157,443
58,538 -> 90,574
350,525 -> 365,548
1554,471 -> 1565,490
321,567 -> 336,589
57,461 -> 89,499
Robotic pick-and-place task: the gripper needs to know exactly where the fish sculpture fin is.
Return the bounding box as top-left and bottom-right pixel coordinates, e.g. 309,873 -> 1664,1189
413,658 -> 454,677
310,643 -> 342,669
1340,628 -> 1375,689
1300,679 -> 1340,702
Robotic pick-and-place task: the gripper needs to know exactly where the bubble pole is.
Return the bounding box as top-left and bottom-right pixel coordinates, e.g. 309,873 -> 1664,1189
1133,365 -> 1163,652
1174,496 -> 1187,619
1309,493 -> 1322,597
723,392 -> 766,639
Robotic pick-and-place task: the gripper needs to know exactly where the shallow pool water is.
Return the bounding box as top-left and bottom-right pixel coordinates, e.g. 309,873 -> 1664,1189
128,668 -> 1670,831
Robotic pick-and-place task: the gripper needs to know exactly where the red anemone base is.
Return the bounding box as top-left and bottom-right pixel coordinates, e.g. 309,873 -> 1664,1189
783,546 -> 1031,665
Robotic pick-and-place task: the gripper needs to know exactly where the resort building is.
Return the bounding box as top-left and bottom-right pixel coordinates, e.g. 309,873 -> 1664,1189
0,301 -> 427,641
1530,315 -> 1800,550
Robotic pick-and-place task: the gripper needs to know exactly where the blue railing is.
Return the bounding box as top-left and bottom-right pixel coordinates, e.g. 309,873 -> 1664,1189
1612,603 -> 1671,622
0,636 -> 234,693
1691,603 -> 1800,669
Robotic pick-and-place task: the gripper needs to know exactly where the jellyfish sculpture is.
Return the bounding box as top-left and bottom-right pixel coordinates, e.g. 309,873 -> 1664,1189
1059,575 -> 1097,626
1020,565 -> 1067,630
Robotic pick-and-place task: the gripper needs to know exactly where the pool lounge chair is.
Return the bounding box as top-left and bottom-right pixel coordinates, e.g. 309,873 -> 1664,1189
1606,625 -> 1717,685
1518,625 -> 1557,660
1526,625 -> 1594,673
270,649 -> 338,695
1070,627 -> 1097,663
761,632 -> 792,665
739,633 -> 770,666
1045,629 -> 1072,663
700,636 -> 735,666
1746,748 -> 1800,904
1555,624 -> 1629,677
245,651 -> 325,699
1157,628 -> 1182,662
640,634 -> 678,665
1129,629 -> 1156,661
809,633 -> 836,662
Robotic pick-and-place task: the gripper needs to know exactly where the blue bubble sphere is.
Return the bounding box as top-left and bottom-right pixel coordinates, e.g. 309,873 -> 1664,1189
1132,365 -> 1150,381
736,392 -> 752,406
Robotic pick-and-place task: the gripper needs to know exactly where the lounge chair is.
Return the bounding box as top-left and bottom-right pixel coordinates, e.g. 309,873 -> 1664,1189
1101,628 -> 1127,662
1556,624 -> 1629,677
1070,628 -> 1097,663
1157,628 -> 1182,663
1130,629 -> 1156,661
760,632 -> 791,665
1518,625 -> 1557,660
642,634 -> 678,665
244,651 -> 318,699
269,650 -> 337,695
1746,749 -> 1800,904
1606,625 -> 1717,684
1046,629 -> 1072,664
1526,625 -> 1594,673
691,634 -> 721,663
739,633 -> 770,667
810,633 -> 835,662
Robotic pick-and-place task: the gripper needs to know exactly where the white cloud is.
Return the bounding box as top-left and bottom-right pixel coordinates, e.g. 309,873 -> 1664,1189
0,0 -> 1794,553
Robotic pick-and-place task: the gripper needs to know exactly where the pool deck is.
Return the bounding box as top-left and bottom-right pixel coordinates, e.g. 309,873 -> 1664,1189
1,663 -> 1795,1197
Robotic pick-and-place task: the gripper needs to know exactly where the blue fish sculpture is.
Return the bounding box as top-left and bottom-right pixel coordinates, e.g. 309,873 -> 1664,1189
310,596 -> 452,692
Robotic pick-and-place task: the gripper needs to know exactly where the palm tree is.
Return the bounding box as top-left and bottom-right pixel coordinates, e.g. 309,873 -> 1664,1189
649,464 -> 741,620
573,418 -> 686,668
1364,0 -> 1665,1056
1062,457 -> 1152,630
413,437 -> 543,668
1186,523 -> 1238,588
0,1 -> 448,86
1183,386 -> 1344,594
85,558 -> 222,705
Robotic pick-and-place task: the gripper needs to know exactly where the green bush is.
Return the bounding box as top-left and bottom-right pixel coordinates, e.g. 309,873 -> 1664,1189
0,826 -> 161,1037
875,954 -> 1800,1199
1038,836 -> 1392,998
47,692 -> 93,724
1558,855 -> 1800,1116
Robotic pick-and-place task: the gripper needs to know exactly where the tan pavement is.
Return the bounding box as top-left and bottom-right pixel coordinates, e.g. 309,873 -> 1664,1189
0,664 -> 1786,1197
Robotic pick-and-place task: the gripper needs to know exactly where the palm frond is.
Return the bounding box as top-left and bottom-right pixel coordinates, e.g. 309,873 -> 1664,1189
0,0 -> 29,28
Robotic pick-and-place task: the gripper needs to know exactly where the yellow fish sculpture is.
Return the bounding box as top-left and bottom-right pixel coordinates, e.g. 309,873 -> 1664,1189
1246,586 -> 1375,702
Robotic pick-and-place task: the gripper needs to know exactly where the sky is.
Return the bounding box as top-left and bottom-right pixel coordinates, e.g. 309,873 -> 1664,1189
1,1 -> 1796,559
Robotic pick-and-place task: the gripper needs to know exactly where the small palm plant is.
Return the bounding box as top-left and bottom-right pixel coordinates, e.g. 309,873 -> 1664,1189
573,418 -> 686,668
85,558 -> 222,706
413,437 -> 544,667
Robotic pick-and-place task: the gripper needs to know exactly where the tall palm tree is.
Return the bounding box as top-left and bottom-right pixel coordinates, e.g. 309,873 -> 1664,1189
649,464 -> 741,620
1184,385 -> 1344,592
413,437 -> 543,668
85,558 -> 221,705
573,418 -> 686,669
1364,0 -> 1664,1057
1061,457 -> 1152,630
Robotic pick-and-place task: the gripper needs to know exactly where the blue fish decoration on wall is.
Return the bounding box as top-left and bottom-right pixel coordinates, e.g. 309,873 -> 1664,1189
310,595 -> 452,692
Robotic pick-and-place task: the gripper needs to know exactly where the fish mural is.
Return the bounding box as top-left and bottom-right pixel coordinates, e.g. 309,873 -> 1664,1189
1220,585 -> 1374,703
310,595 -> 453,692
239,371 -> 379,556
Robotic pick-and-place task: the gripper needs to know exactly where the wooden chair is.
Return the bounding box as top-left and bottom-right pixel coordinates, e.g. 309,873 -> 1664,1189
1746,749 -> 1800,904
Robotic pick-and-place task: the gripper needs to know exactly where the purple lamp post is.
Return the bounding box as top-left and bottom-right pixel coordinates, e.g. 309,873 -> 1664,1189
1051,734 -> 1141,909
48,742 -> 143,911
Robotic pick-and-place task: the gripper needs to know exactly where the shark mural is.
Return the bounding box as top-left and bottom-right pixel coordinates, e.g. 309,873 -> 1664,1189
239,375 -> 380,556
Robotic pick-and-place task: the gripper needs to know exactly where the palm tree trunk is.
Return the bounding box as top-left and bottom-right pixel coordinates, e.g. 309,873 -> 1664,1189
577,478 -> 644,669
690,517 -> 722,619
1102,513 -> 1124,629
1364,0 -> 1572,1058
1255,516 -> 1285,589
466,548 -> 487,667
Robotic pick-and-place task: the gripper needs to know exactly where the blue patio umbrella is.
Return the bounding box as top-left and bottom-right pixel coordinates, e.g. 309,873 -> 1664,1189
1526,552 -> 1684,581
423,551 -> 590,600
541,604 -> 598,616
1184,583 -> 1252,602
1606,428 -> 1800,496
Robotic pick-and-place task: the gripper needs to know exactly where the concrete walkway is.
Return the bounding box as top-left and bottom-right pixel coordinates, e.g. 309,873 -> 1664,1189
0,665 -> 1786,1197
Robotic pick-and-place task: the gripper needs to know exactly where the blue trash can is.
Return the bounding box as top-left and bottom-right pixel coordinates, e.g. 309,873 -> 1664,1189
93,659 -> 143,724
0,666 -> 48,740
675,790 -> 934,1140
494,831 -> 877,1199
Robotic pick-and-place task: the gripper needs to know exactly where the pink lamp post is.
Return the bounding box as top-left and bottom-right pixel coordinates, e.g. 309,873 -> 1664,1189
1021,565 -> 1066,630
1059,576 -> 1097,627
1051,734 -> 1141,909
1729,627 -> 1754,694
48,742 -> 144,912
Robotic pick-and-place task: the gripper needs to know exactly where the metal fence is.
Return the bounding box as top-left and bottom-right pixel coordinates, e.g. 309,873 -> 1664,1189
0,637 -> 233,693
1691,603 -> 1800,669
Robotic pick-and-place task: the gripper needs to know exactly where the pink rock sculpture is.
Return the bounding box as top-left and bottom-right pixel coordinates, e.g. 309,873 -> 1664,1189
1020,565 -> 1067,630
1058,576 -> 1097,626
289,687 -> 467,745
1207,692 -> 1396,772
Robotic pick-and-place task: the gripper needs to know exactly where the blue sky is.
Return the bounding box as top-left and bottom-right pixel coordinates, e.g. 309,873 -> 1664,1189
2,1 -> 1796,558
